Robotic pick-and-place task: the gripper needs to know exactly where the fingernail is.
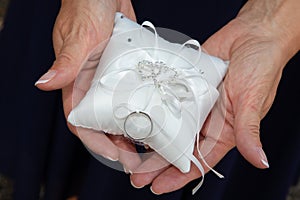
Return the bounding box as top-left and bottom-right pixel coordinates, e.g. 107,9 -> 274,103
130,180 -> 144,189
104,155 -> 118,162
257,147 -> 269,168
123,167 -> 133,174
150,186 -> 161,195
123,166 -> 129,174
35,70 -> 57,85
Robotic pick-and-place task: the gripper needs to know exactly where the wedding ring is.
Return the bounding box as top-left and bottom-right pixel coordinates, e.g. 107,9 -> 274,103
124,111 -> 153,141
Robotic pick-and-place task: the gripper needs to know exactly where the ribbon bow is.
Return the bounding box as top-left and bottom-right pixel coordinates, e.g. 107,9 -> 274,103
93,20 -> 224,194
135,59 -> 195,118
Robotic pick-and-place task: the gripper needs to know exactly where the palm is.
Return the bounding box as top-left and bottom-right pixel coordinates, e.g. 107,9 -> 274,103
48,0 -> 142,170
130,18 -> 286,194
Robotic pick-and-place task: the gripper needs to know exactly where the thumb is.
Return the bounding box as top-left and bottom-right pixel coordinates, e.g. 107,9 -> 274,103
34,39 -> 96,91
235,105 -> 269,169
202,20 -> 245,60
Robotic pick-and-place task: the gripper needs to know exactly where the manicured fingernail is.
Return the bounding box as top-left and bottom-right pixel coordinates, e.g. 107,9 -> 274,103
150,186 -> 161,195
104,155 -> 118,162
35,70 -> 57,85
258,147 -> 269,168
130,180 -> 144,189
123,166 -> 129,174
123,167 -> 133,174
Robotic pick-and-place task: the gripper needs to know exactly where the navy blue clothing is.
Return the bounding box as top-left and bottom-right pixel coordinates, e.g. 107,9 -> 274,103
0,0 -> 299,199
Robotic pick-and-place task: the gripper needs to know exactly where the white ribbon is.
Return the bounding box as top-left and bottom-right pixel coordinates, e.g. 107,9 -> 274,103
95,21 -> 224,193
72,16 -> 226,194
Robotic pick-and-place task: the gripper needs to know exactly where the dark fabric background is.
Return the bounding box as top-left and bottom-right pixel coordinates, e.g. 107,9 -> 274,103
0,0 -> 299,199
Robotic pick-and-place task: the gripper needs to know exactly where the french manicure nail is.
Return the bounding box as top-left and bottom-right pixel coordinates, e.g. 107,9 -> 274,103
123,166 -> 129,174
123,167 -> 133,174
257,147 -> 269,168
35,70 -> 57,85
130,180 -> 144,189
150,186 -> 161,195
261,159 -> 269,168
104,155 -> 118,162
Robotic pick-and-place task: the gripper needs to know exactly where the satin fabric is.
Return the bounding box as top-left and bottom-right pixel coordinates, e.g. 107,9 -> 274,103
68,13 -> 228,175
0,0 -> 299,199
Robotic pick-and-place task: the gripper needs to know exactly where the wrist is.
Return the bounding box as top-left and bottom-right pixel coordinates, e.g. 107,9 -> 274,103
272,0 -> 300,59
237,0 -> 300,64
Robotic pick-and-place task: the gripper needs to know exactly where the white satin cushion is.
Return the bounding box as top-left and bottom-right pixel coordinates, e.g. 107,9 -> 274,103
68,13 -> 228,176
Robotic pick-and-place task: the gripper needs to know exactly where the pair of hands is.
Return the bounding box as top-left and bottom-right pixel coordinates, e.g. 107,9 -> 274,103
36,0 -> 300,195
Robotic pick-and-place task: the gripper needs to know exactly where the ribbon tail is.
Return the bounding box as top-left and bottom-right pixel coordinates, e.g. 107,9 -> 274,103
189,155 -> 204,195
196,131 -> 224,179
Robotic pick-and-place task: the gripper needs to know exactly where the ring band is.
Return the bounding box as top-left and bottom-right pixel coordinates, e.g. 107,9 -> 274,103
124,111 -> 153,141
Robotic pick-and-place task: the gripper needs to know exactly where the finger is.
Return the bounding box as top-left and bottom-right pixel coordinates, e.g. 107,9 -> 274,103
150,166 -> 190,195
130,152 -> 169,188
149,136 -> 233,195
35,38 -> 99,91
234,105 -> 269,169
120,0 -> 136,21
202,20 -> 244,59
109,136 -> 142,174
61,57 -> 100,118
77,128 -> 119,161
35,8 -> 114,91
149,99 -> 235,194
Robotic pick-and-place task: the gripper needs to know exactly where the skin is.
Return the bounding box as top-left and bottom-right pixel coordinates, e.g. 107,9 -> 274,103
130,0 -> 300,194
36,0 -> 300,195
36,0 -> 142,169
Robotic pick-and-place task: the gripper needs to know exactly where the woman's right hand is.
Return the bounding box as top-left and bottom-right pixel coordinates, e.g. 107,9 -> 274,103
35,0 -> 141,172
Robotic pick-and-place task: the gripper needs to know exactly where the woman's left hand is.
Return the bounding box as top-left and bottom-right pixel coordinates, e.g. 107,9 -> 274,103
130,0 -> 300,194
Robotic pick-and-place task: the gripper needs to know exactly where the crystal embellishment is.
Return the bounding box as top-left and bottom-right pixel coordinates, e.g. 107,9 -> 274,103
137,60 -> 179,85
